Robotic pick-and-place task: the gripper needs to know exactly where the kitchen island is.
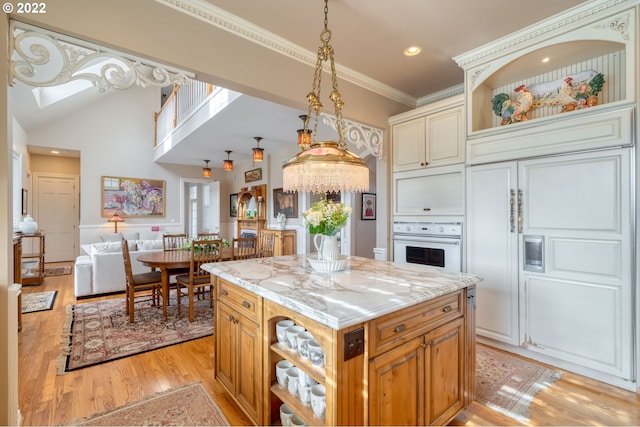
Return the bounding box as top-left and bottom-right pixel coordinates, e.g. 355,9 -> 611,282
202,255 -> 481,426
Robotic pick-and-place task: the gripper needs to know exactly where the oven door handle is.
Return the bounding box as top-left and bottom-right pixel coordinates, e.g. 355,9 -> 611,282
393,236 -> 460,245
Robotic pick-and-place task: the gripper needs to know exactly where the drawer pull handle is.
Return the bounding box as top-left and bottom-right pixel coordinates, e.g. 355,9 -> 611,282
220,289 -> 228,296
442,305 -> 452,313
423,208 -> 431,211
242,301 -> 251,309
394,324 -> 407,333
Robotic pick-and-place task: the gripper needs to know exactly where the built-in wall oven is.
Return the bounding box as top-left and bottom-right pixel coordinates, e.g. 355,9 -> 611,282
393,222 -> 462,272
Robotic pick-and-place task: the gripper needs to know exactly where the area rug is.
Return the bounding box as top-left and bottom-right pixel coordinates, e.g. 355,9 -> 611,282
58,296 -> 214,374
476,345 -> 562,422
70,382 -> 229,426
22,290 -> 58,313
44,265 -> 72,276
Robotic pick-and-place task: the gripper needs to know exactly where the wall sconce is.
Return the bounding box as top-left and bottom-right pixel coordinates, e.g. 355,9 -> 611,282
202,159 -> 212,177
223,150 -> 234,171
252,137 -> 264,162
108,213 -> 124,233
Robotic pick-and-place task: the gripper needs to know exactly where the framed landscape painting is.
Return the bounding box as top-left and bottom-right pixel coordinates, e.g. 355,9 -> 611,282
101,176 -> 165,217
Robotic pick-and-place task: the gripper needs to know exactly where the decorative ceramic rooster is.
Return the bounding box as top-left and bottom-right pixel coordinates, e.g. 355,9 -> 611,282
491,84 -> 533,125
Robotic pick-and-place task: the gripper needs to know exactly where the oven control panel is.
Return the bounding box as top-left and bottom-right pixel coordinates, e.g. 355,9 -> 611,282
393,222 -> 462,237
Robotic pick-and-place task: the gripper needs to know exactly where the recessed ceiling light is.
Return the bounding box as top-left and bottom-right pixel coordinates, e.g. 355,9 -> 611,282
541,57 -> 550,63
50,150 -> 60,154
404,46 -> 421,56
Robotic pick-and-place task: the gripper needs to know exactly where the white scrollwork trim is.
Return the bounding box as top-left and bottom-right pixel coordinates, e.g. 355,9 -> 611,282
594,14 -> 630,40
10,21 -> 192,91
321,113 -> 384,159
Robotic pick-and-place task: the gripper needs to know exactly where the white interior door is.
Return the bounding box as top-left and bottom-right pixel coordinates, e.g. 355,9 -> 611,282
519,148 -> 633,379
34,173 -> 79,262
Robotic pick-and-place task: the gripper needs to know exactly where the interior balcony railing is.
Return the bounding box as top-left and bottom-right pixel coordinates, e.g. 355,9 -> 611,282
154,79 -> 217,147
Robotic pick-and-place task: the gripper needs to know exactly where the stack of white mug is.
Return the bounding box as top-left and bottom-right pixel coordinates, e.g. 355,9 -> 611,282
275,319 -> 325,368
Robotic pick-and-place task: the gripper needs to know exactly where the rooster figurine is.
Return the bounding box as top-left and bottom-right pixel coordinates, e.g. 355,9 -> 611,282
491,84 -> 533,125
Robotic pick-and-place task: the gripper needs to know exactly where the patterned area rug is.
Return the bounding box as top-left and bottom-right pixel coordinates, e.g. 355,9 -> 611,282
44,265 -> 72,276
22,290 -> 58,313
70,382 -> 229,426
476,345 -> 562,422
58,296 -> 214,374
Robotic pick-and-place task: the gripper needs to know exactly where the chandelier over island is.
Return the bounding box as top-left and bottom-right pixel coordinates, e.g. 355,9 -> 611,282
282,0 -> 369,194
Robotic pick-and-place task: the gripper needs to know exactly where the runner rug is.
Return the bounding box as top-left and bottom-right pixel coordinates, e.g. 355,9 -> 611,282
70,382 -> 229,426
476,345 -> 562,422
44,265 -> 72,276
22,290 -> 58,313
58,297 -> 214,374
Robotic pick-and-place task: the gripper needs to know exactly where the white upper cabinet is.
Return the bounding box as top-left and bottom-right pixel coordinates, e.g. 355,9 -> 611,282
390,95 -> 464,172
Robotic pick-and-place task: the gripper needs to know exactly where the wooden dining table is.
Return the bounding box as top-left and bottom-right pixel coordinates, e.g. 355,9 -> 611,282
137,247 -> 232,318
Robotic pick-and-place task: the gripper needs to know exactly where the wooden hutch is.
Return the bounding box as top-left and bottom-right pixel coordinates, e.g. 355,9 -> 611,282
236,184 -> 267,238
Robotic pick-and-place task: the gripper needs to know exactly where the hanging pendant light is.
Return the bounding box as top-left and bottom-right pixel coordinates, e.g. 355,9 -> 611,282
202,159 -> 212,177
223,150 -> 234,171
282,0 -> 369,194
252,137 -> 264,162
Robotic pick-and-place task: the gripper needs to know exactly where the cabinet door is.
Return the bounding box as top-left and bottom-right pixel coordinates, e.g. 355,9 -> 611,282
392,117 -> 426,172
369,337 -> 424,426
215,302 -> 236,393
466,162 -> 519,345
427,105 -> 464,168
235,314 -> 262,423
518,149 -> 633,379
394,164 -> 465,216
424,318 -> 465,425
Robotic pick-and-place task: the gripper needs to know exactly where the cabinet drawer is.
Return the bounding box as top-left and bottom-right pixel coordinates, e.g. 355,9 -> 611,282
369,290 -> 463,357
217,279 -> 261,321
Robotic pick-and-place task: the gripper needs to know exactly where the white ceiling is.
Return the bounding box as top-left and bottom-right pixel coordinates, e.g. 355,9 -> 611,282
12,0 -> 589,164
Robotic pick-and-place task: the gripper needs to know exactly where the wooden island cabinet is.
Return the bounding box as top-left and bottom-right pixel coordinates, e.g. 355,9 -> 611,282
205,255 -> 480,426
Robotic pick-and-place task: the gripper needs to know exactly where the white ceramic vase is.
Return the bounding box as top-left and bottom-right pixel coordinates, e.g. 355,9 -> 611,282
18,215 -> 38,234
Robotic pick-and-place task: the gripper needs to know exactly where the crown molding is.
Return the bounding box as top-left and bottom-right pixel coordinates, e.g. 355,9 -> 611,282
154,0 -> 417,108
416,84 -> 464,108
453,0 -> 634,69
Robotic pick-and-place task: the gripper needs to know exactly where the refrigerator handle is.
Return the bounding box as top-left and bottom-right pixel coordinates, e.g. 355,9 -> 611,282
517,189 -> 523,234
509,189 -> 516,233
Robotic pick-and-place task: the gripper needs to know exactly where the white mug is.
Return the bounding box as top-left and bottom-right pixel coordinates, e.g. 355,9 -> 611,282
286,325 -> 306,350
279,403 -> 294,427
276,359 -> 293,387
298,384 -> 312,404
310,384 -> 326,418
298,370 -> 318,388
286,367 -> 300,396
296,331 -> 314,359
276,319 -> 295,344
307,339 -> 325,367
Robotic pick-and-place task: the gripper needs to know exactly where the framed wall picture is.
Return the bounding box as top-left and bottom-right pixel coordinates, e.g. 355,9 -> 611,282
273,188 -> 298,218
244,168 -> 262,183
230,193 -> 238,217
21,189 -> 27,215
101,176 -> 166,217
361,193 -> 376,220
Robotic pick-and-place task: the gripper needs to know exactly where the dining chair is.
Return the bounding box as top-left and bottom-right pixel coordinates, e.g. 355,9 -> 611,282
258,233 -> 275,258
175,239 -> 222,322
232,237 -> 257,260
121,239 -> 163,323
162,233 -> 188,251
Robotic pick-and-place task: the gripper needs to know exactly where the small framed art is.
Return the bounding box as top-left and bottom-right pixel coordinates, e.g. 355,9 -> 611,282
361,193 -> 376,220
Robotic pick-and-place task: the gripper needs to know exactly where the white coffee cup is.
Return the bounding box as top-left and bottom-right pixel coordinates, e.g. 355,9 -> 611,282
290,414 -> 306,426
286,366 -> 300,396
296,331 -> 314,359
280,403 -> 294,427
286,325 -> 306,350
310,384 -> 326,418
298,370 -> 318,388
298,383 -> 312,404
276,319 -> 295,344
276,359 -> 293,387
307,339 -> 325,367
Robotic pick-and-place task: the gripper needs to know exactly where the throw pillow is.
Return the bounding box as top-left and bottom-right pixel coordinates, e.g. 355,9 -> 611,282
139,231 -> 161,240
122,231 -> 139,241
136,239 -> 163,251
91,241 -> 123,255
100,233 -> 123,242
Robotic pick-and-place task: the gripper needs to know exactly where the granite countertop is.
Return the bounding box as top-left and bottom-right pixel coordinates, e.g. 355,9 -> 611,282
202,255 -> 481,330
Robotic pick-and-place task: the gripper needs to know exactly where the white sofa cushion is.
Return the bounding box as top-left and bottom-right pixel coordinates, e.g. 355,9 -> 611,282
135,239 -> 163,251
99,233 -> 123,242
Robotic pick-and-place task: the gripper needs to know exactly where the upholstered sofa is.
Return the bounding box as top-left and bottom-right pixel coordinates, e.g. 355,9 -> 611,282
74,232 -> 163,297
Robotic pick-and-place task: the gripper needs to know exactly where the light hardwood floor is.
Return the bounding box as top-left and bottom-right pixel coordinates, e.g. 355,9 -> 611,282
18,262 -> 640,426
